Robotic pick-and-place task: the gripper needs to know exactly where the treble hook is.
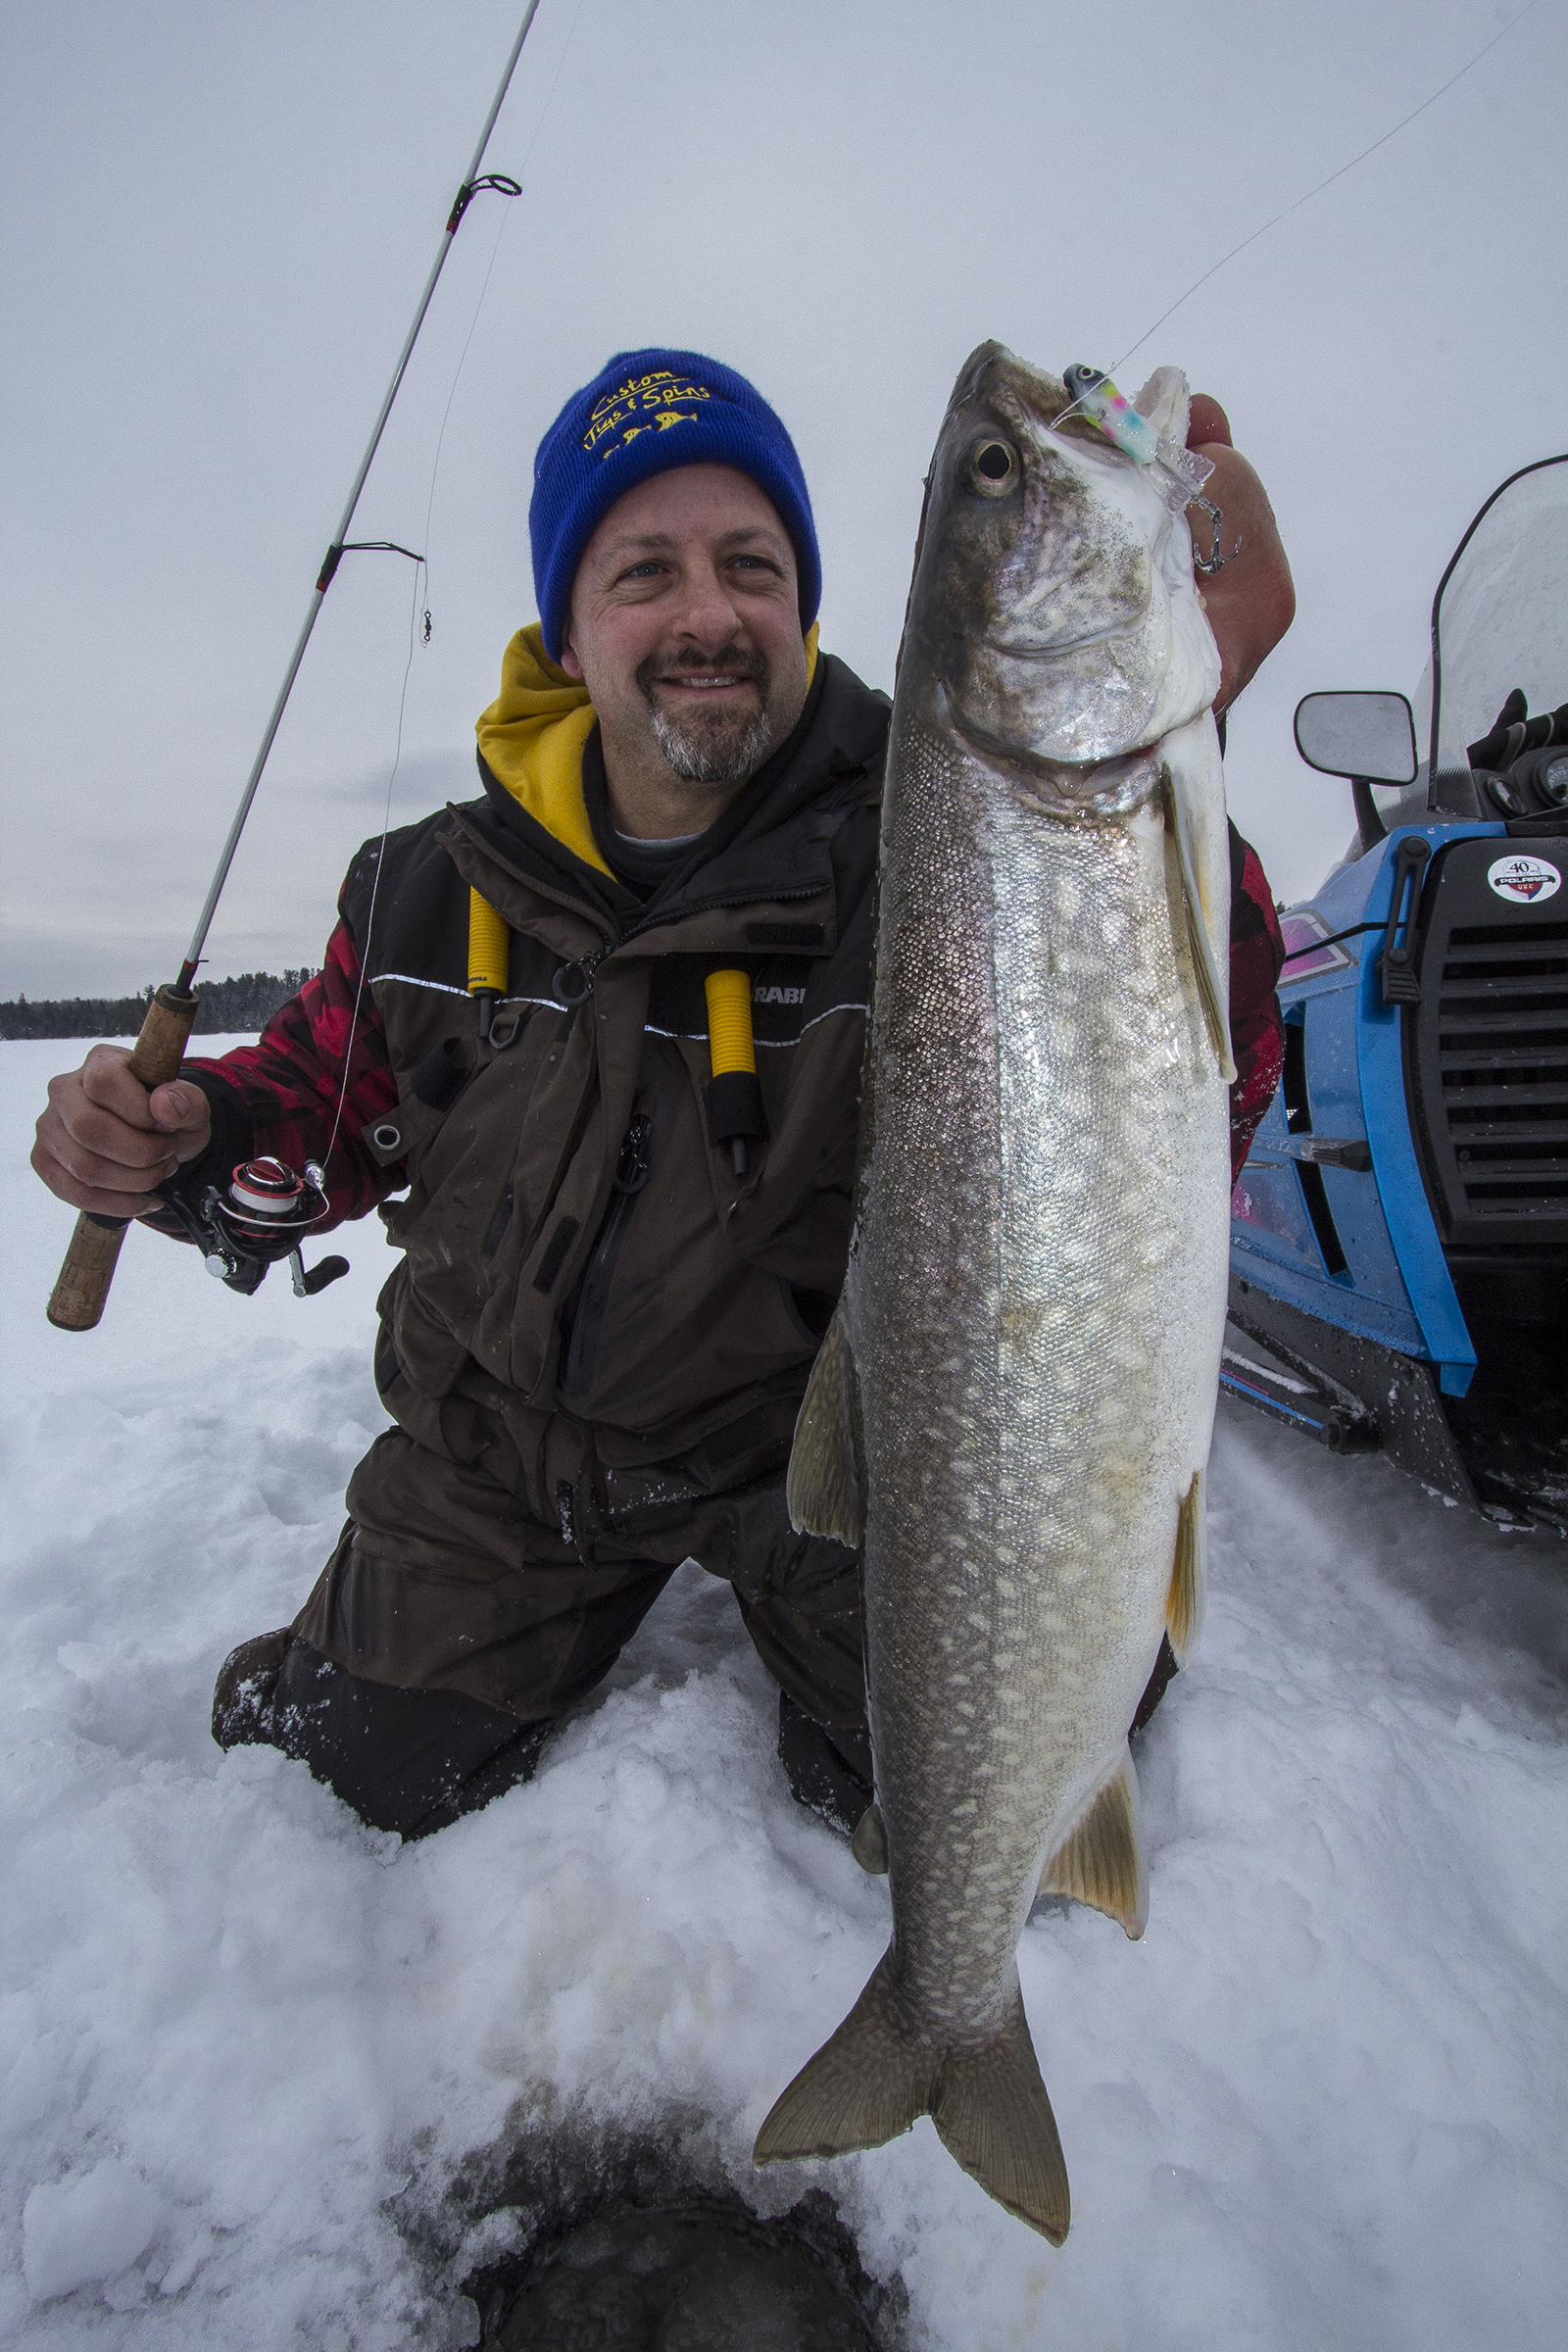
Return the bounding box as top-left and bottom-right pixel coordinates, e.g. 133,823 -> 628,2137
1191,496 -> 1243,576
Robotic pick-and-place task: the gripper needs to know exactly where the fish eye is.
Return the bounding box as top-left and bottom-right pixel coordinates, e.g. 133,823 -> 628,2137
969,439 -> 1016,493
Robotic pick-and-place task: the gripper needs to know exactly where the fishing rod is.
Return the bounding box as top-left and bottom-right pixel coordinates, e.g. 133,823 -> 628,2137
47,1 -> 545,1334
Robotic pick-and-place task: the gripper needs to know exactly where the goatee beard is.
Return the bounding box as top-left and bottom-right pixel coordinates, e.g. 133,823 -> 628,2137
649,704 -> 774,785
638,645 -> 775,786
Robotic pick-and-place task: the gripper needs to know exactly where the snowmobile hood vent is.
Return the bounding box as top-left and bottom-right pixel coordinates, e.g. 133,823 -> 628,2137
1405,834 -> 1568,1248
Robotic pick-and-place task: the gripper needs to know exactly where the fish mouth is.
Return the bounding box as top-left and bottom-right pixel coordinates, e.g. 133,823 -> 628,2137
981,619 -> 1137,662
942,688 -> 1161,814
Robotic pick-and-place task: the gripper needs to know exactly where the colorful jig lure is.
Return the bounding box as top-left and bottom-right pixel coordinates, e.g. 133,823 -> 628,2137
1061,364 -> 1215,514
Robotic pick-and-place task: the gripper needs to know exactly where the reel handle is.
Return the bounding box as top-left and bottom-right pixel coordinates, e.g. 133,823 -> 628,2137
46,983 -> 200,1331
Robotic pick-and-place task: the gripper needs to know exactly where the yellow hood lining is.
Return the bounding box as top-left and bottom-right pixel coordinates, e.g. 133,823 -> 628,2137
474,621 -> 820,879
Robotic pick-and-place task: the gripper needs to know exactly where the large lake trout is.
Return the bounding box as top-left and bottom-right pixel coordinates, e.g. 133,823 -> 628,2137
754,345 -> 1234,2239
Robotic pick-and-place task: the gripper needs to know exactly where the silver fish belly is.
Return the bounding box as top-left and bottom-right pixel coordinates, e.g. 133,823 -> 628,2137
756,343 -> 1232,2240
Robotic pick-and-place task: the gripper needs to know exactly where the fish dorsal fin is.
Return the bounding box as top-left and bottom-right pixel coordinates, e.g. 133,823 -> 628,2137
1167,1467 -> 1207,1667
852,1801 -> 888,1875
1037,1747 -> 1149,1940
1161,768 -> 1237,1085
786,1300 -> 866,1545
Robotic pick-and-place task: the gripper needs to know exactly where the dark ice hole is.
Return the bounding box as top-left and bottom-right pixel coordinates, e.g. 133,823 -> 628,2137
468,2185 -> 898,2349
395,2133 -> 906,2350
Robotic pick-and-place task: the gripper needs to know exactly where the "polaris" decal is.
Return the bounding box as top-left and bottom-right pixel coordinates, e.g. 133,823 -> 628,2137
1487,853 -> 1561,906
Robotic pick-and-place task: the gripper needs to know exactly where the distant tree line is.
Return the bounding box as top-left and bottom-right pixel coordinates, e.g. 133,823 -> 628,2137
0,971 -> 312,1042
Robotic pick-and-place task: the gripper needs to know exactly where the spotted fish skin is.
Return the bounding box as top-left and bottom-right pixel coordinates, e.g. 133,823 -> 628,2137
755,344 -> 1231,2240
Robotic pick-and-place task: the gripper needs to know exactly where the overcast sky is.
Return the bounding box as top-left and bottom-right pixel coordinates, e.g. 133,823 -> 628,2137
2,0 -> 1563,999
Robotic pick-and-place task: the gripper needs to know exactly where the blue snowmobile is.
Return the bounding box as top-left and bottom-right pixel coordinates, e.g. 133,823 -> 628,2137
1224,455 -> 1568,1533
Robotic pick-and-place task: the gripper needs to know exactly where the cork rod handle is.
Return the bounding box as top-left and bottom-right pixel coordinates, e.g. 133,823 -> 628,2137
45,985 -> 200,1331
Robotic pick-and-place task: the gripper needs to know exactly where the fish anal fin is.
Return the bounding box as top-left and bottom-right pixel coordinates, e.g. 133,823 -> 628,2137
756,1964 -> 1071,2248
852,1801 -> 888,1875
931,1988 -> 1070,2245
754,1958 -> 937,2166
1160,768 -> 1236,1086
1038,1747 -> 1150,1941
1167,1466 -> 1207,1667
786,1300 -> 866,1544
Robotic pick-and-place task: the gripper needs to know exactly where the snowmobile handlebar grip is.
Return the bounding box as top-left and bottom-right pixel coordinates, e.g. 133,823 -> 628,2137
46,984 -> 201,1332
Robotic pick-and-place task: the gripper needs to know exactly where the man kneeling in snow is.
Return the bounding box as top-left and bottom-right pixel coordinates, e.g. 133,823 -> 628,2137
32,350 -> 1293,1838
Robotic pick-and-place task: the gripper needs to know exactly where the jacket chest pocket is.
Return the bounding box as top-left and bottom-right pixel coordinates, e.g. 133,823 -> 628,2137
362,1035 -> 475,1174
376,1013 -> 555,1282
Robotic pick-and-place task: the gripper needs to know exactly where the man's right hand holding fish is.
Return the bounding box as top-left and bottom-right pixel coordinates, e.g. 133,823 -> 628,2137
1184,391 -> 1297,715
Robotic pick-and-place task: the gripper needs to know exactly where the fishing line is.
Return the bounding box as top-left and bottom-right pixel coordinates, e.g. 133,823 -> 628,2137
419,0 -> 588,591
419,199 -> 514,612
319,0 -> 591,1182
319,552 -> 429,1181
1042,0 -> 1540,457
310,192 -> 514,1176
311,198 -> 513,1187
318,192 -> 515,1187
1108,0 -> 1541,375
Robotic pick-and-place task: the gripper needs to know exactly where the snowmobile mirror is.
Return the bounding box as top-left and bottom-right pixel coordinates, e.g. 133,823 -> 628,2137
1294,692 -> 1418,787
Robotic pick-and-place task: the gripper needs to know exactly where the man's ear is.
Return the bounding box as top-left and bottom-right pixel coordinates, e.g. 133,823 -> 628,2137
558,628 -> 584,683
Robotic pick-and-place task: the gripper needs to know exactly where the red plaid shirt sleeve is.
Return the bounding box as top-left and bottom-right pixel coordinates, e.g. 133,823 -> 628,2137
177,909 -> 401,1231
1228,829 -> 1286,1182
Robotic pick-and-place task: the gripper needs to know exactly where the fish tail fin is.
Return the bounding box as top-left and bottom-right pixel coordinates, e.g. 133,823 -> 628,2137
931,1993 -> 1070,2245
754,1962 -> 1071,2247
754,1957 -> 938,2165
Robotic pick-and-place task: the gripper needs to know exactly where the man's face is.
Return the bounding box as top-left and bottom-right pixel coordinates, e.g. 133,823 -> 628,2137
560,465 -> 811,813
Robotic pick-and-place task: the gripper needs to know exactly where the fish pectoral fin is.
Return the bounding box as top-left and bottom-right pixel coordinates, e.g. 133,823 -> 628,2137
754,1957 -> 939,2165
930,1987 -> 1070,2245
755,1962 -> 1070,2248
1161,769 -> 1237,1086
1166,1466 -> 1207,1667
1037,1746 -> 1150,1941
851,1801 -> 888,1875
785,1300 -> 866,1544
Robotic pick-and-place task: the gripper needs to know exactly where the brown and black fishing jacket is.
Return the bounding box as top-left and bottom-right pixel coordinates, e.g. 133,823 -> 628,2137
164,638 -> 1284,1485
170,651 -> 889,1473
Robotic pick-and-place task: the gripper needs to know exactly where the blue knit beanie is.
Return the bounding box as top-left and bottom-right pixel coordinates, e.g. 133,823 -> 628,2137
529,348 -> 821,661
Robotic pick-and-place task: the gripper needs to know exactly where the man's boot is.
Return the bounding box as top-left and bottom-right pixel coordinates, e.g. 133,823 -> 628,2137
212,1628 -> 293,1749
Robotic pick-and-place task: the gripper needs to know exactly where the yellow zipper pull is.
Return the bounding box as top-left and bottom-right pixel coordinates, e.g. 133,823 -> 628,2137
467,890 -> 510,1041
705,968 -> 763,1177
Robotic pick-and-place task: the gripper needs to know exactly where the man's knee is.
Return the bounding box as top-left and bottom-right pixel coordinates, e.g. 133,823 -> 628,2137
777,1690 -> 873,1835
722,1492 -> 866,1725
212,1633 -> 549,1839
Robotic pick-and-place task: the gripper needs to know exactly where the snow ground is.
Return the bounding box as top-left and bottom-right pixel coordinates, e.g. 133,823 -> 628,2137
2,1035 -> 1565,2349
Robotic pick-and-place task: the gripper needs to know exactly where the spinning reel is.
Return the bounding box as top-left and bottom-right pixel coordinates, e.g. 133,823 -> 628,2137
163,1157 -> 349,1298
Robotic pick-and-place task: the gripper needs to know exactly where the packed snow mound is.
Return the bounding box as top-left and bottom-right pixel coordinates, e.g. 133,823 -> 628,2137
2,1039 -> 1564,2347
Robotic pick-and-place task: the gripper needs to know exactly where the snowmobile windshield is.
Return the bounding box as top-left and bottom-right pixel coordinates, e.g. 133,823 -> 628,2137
1426,454 -> 1568,777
